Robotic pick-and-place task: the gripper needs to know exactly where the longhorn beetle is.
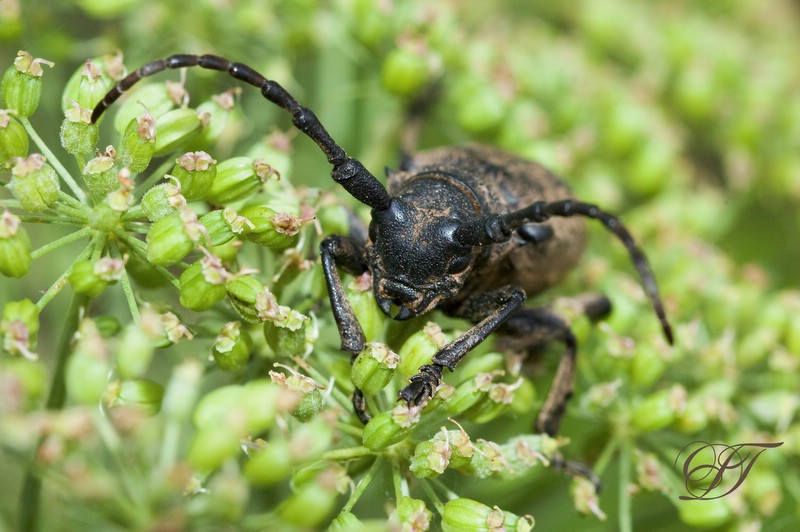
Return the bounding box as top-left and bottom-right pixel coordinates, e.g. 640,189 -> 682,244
92,54 -> 674,437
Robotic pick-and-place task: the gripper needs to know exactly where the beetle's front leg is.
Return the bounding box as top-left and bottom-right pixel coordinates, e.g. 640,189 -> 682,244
320,234 -> 368,353
398,286 -> 527,406
320,235 -> 374,424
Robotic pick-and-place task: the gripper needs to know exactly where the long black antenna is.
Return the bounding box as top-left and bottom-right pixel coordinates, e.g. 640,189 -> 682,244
456,199 -> 674,344
92,54 -> 392,211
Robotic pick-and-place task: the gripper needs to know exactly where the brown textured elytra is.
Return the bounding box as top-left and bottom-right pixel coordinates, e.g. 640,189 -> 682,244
388,144 -> 586,304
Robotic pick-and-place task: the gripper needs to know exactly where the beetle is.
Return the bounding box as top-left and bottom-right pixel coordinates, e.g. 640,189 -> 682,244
92,54 -> 673,437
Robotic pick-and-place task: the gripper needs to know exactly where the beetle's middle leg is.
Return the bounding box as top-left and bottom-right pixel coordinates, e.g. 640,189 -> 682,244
398,285 -> 527,406
496,293 -> 611,436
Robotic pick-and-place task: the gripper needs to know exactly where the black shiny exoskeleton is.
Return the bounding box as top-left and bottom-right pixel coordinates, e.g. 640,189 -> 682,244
92,54 -> 673,439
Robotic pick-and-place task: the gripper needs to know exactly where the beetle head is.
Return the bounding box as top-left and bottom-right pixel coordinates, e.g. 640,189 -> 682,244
368,198 -> 475,320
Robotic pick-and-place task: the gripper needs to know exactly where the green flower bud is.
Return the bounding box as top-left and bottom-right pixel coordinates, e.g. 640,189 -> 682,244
140,180 -> 183,222
393,497 -> 432,531
382,45 -> 434,98
446,371 -> 501,416
8,153 -> 59,212
211,238 -> 242,263
466,439 -> 508,478
62,58 -> 115,112
146,208 -> 204,266
186,426 -> 241,472
264,313 -> 309,358
240,379 -> 279,434
193,384 -> 248,430
119,114 -> 156,173
68,259 -> 109,297
172,151 -> 217,200
243,439 -> 293,485
116,319 -> 157,379
239,204 -> 303,249
82,153 -> 118,199
113,83 -> 176,134
161,360 -> 202,421
410,439 -> 450,479
199,207 -> 252,246
288,416 -> 335,461
629,344 -> 668,390
362,405 -> 419,451
1,51 -> 54,117
152,311 -> 193,348
211,321 -> 252,371
226,275 -> 265,323
442,499 -> 534,532
631,385 -> 688,432
397,322 -> 448,380
205,157 -> 278,205
0,210 -> 31,278
351,343 -> 399,395
153,107 -> 208,156
0,109 -> 29,165
65,319 -> 111,405
60,102 -> 98,156
269,364 -> 322,422
104,379 -> 164,415
1,298 -> 39,359
179,256 -> 229,311
464,378 -> 521,424
276,478 -> 338,528
1,357 -> 47,409
346,274 -> 387,343
291,388 -> 323,422
677,498 -> 733,528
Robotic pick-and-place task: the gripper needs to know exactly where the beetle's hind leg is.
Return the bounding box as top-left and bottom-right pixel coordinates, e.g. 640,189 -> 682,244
498,293 -> 610,490
496,293 -> 611,436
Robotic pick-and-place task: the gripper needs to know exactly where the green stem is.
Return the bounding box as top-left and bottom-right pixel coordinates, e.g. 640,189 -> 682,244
19,117 -> 87,203
57,191 -> 85,210
18,292 -> 87,532
593,437 -> 620,476
110,241 -> 140,321
618,437 -> 633,532
18,214 -> 87,226
121,205 -> 146,222
341,456 -> 382,513
320,446 -> 373,462
53,201 -> 89,221
391,455 -> 406,499
35,237 -> 98,312
30,226 -> 93,260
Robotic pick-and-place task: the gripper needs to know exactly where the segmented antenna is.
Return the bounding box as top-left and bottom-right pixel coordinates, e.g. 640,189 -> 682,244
91,54 -> 392,211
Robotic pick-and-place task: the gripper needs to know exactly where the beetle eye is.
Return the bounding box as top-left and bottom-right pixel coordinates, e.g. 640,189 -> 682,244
447,255 -> 470,274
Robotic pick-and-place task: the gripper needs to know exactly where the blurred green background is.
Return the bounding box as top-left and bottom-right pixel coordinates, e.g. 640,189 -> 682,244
1,0 -> 799,530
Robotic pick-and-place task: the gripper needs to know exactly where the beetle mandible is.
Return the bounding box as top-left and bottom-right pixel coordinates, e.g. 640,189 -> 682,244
92,54 -> 674,436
